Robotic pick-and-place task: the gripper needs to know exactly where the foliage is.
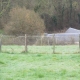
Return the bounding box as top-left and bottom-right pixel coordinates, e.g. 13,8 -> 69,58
1,0 -> 80,33
0,0 -> 10,29
4,6 -> 45,35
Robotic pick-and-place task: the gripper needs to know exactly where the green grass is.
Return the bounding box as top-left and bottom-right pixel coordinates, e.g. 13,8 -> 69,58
0,53 -> 80,80
1,45 -> 79,54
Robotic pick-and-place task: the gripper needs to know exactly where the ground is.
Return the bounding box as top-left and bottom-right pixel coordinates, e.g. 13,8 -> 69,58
1,45 -> 79,54
0,52 -> 80,80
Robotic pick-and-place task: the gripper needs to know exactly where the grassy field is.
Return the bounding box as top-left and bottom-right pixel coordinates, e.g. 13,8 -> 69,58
0,45 -> 80,80
1,45 -> 79,54
0,53 -> 80,80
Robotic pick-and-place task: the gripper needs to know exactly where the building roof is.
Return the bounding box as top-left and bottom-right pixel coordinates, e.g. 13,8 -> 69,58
65,27 -> 80,33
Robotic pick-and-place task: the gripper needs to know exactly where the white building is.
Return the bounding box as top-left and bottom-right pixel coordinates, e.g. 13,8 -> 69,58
45,28 -> 80,45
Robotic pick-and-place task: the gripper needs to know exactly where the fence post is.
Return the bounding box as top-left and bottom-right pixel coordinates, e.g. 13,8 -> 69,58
48,38 -> 50,45
53,34 -> 55,54
79,34 -> 80,52
41,36 -> 43,45
25,34 -> 27,53
0,39 -> 1,52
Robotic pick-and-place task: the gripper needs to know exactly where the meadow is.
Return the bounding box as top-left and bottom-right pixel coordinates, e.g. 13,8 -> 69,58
1,45 -> 80,54
0,45 -> 80,80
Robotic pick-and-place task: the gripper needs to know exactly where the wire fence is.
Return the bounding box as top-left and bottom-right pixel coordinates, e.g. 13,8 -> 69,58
0,34 -> 80,54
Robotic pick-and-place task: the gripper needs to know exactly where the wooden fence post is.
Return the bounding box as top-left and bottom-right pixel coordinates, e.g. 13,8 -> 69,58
0,39 -> 1,52
53,34 -> 55,54
48,38 -> 50,45
79,34 -> 80,52
25,34 -> 27,53
41,36 -> 43,46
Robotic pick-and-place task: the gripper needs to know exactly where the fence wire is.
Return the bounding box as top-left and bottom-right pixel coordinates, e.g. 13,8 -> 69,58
0,34 -> 80,54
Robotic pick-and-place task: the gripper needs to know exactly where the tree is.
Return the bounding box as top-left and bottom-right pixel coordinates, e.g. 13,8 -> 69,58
0,0 -> 10,29
1,0 -> 80,33
4,6 -> 45,35
0,0 -> 10,17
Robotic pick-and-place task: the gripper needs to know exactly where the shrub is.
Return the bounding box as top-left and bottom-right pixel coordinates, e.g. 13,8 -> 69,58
4,6 -> 45,35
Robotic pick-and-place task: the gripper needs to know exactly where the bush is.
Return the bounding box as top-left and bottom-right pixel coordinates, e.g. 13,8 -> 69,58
4,6 -> 45,35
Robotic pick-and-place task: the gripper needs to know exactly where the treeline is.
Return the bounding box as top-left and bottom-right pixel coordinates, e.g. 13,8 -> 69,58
0,0 -> 80,35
